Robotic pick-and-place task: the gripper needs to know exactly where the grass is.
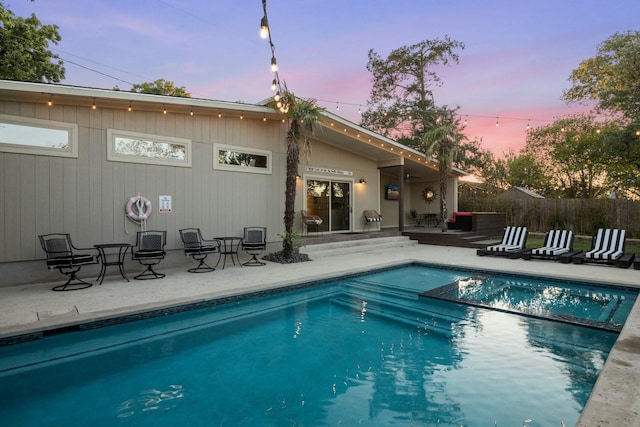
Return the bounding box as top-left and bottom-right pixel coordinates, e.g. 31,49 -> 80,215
525,234 -> 640,253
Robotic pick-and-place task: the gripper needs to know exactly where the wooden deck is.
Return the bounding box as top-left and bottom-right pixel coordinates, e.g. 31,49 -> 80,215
299,227 -> 500,248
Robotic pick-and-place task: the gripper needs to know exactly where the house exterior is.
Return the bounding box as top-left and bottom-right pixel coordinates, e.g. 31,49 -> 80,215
0,80 -> 464,284
497,186 -> 545,200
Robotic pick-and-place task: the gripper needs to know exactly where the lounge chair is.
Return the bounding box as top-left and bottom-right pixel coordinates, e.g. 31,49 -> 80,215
477,226 -> 527,256
410,209 -> 424,227
363,210 -> 383,231
132,230 -> 167,279
301,210 -> 323,235
179,228 -> 220,273
521,229 -> 574,261
242,226 -> 267,266
572,228 -> 634,268
38,233 -> 98,291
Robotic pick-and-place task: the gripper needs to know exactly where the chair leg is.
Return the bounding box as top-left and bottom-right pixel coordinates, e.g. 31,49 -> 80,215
134,261 -> 166,280
52,266 -> 93,291
243,251 -> 266,266
188,254 -> 215,273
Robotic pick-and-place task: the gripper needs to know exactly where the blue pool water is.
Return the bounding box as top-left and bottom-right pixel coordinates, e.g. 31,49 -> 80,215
0,264 -> 635,426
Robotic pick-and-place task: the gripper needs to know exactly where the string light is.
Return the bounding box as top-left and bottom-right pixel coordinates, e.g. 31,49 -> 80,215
163,104 -> 167,115
495,117 -> 499,127
261,0 -> 290,114
47,96 -> 52,107
127,102 -> 132,112
92,98 -> 97,110
190,109 -> 194,116
259,15 -> 269,39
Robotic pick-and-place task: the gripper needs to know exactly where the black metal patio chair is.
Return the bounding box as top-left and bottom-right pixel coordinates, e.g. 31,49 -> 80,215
131,230 -> 167,279
38,233 -> 98,291
241,226 -> 267,266
179,228 -> 220,273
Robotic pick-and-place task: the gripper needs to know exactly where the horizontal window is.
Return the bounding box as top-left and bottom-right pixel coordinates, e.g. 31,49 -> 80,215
0,114 -> 78,158
107,129 -> 191,167
213,143 -> 272,174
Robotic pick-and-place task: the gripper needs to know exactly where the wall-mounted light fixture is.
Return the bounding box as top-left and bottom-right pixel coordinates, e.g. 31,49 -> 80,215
359,178 -> 367,184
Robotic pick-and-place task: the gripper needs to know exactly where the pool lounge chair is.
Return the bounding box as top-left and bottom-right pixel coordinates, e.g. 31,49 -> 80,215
521,229 -> 575,261
572,228 -> 634,268
363,210 -> 383,231
477,226 -> 527,256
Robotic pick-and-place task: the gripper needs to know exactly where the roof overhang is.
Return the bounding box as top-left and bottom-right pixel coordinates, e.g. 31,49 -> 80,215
0,80 -> 467,179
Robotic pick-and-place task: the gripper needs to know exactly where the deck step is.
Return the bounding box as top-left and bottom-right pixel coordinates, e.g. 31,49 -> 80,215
301,236 -> 418,257
403,231 -> 499,248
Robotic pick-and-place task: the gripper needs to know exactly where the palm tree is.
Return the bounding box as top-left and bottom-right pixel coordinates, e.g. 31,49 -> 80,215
422,106 -> 467,231
278,90 -> 325,260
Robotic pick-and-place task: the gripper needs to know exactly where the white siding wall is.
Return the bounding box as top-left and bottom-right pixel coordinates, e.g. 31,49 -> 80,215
0,100 -> 289,263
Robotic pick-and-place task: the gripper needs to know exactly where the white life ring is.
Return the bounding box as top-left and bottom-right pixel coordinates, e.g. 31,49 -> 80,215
126,195 -> 152,221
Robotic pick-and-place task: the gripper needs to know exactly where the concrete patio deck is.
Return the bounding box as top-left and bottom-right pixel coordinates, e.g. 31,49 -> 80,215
0,241 -> 638,426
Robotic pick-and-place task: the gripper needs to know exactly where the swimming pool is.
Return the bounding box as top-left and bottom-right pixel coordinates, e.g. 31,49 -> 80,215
0,264 -> 635,426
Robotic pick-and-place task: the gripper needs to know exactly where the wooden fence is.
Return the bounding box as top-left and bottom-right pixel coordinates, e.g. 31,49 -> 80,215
459,198 -> 640,238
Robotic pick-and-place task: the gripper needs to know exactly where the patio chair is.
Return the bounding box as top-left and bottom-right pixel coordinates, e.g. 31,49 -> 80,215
242,226 -> 267,266
410,209 -> 424,227
521,229 -> 574,261
572,228 -> 634,268
477,226 -> 527,256
363,210 -> 383,231
131,230 -> 167,279
38,233 -> 98,291
301,210 -> 323,236
179,228 -> 220,273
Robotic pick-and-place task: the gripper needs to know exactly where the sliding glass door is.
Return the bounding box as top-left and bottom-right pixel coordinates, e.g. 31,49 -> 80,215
306,179 -> 351,232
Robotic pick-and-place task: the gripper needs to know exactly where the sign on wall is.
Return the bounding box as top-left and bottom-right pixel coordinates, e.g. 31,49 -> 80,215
159,195 -> 172,213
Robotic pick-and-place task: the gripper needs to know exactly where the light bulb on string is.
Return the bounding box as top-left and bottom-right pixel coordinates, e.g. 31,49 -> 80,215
271,79 -> 277,91
259,16 -> 269,39
495,117 -> 499,127
270,56 -> 278,73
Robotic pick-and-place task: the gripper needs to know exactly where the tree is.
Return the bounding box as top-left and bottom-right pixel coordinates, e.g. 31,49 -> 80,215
124,79 -> 191,97
563,31 -> 640,121
0,2 -> 65,82
525,114 -> 610,198
361,37 -> 465,146
504,152 -> 551,195
422,106 -> 467,230
268,89 -> 325,262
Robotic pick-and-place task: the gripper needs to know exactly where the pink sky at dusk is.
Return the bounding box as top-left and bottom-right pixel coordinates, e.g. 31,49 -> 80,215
7,0 -> 638,156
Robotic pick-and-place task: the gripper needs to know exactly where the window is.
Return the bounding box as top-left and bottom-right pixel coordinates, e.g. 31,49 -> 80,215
213,143 -> 272,174
107,129 -> 191,167
0,114 -> 78,158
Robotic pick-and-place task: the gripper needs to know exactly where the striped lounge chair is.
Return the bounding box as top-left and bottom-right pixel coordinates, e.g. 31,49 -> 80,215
573,228 -> 635,267
363,210 -> 383,231
477,226 -> 528,256
522,229 -> 574,260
